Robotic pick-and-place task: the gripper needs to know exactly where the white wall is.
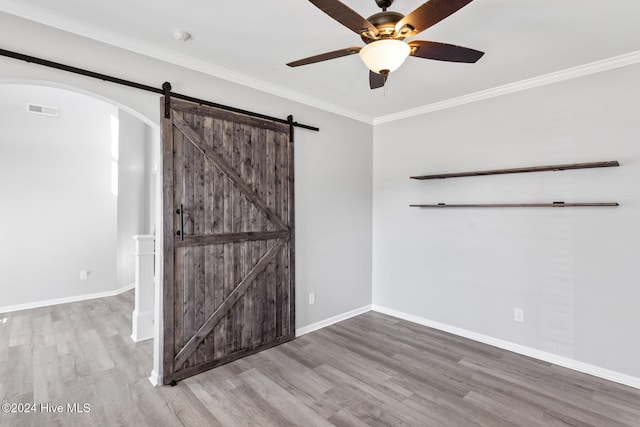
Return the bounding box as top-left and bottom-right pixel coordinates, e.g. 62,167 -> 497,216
116,109 -> 151,289
373,62 -> 640,379
146,125 -> 160,235
0,85 -> 153,309
295,111 -> 373,327
0,12 -> 374,329
0,85 -> 119,306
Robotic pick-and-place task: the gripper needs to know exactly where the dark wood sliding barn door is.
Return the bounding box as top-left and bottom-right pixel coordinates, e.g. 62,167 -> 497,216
162,99 -> 295,384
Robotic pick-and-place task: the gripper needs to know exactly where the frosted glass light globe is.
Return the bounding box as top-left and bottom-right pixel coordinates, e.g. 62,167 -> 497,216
359,39 -> 411,74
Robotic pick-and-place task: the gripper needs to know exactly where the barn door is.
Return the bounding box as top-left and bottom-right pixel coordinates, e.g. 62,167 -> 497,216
161,99 -> 295,384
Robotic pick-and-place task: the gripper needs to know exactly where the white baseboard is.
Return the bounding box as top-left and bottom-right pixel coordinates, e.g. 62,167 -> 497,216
131,310 -> 154,343
0,283 -> 135,314
296,304 -> 373,337
372,304 -> 640,390
149,370 -> 162,387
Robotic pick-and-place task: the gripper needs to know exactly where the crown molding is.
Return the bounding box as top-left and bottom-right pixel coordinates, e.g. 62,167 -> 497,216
0,0 -> 374,124
3,0 -> 639,127
374,50 -> 640,125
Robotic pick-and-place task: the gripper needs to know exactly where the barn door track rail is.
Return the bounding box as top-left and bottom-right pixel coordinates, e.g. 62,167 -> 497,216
0,47 -> 319,132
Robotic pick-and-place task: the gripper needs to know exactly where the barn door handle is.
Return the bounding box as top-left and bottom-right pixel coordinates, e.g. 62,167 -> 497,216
176,204 -> 184,240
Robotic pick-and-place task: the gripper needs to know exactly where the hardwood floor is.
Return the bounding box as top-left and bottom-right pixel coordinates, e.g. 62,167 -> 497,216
1,291 -> 639,426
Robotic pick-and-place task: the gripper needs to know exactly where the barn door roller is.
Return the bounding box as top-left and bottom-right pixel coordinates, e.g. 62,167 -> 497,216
163,82 -> 172,119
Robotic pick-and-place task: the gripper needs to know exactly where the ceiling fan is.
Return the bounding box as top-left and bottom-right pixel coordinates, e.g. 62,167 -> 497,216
287,0 -> 484,89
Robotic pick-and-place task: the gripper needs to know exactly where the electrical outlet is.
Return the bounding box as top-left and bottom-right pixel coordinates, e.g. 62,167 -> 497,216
514,308 -> 524,322
80,270 -> 89,280
308,292 -> 315,305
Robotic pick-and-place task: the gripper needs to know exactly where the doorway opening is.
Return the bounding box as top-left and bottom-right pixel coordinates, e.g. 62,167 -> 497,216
0,83 -> 162,382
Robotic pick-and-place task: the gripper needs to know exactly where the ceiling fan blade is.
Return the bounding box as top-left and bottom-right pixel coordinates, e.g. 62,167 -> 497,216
287,47 -> 361,67
409,40 -> 484,63
309,0 -> 379,37
369,71 -> 387,90
395,0 -> 473,37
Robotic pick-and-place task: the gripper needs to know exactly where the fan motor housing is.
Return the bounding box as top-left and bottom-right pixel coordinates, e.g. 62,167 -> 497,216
361,11 -> 405,43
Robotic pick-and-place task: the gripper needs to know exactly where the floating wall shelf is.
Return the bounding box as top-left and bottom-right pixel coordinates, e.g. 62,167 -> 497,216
410,160 -> 620,208
410,161 -> 619,180
410,202 -> 619,208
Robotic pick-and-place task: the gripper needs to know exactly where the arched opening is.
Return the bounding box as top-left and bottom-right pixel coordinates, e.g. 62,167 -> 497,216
0,82 -> 162,381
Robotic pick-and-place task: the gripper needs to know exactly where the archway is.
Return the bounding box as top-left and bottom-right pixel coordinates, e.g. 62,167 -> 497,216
0,81 -> 163,383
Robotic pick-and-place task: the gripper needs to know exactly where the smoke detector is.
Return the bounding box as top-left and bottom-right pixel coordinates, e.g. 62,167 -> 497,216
173,30 -> 191,42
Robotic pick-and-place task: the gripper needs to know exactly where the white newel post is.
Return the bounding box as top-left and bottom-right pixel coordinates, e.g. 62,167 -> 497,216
131,235 -> 155,342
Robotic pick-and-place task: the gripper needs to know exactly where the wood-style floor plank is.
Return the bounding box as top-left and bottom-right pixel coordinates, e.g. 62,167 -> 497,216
1,291 -> 639,426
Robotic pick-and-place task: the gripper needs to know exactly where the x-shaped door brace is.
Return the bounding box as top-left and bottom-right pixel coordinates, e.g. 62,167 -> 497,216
171,116 -> 290,369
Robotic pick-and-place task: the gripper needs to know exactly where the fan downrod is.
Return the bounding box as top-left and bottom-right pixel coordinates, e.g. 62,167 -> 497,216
375,0 -> 394,11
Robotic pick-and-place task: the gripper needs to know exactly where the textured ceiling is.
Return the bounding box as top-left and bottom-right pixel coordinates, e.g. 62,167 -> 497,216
2,0 -> 640,122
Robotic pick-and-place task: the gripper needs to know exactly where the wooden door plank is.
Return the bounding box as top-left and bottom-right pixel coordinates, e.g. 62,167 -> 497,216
409,203 -> 619,208
205,117 -> 226,360
251,126 -> 263,346
170,98 -> 289,132
240,123 -> 253,348
183,128 -> 196,369
175,230 -> 289,247
191,113 -> 206,364
170,335 -> 292,383
173,115 -> 288,231
282,131 -> 291,334
275,132 -> 288,338
174,239 -> 288,369
194,114 -> 206,238
203,116 -> 215,361
173,122 -> 186,363
195,247 -> 206,365
222,119 -> 235,356
257,128 -> 268,343
265,130 -> 279,341
272,131 -> 282,338
280,245 -> 290,337
263,131 -> 272,343
287,125 -> 296,338
212,118 -> 226,360
184,113 -> 195,236
266,129 -> 276,232
161,99 -> 176,384
409,160 -> 620,180
232,122 -> 244,354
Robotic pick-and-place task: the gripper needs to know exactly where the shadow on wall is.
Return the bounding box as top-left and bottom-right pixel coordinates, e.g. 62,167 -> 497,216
0,84 -> 157,309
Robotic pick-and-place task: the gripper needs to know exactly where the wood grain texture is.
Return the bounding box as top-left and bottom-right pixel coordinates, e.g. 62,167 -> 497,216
286,47 -> 361,67
172,114 -> 287,231
308,0 -> 377,35
160,97 -> 176,381
169,99 -> 288,133
410,202 -> 620,208
410,160 -> 620,180
173,239 -> 287,369
4,298 -> 639,426
396,0 -> 478,36
163,100 -> 294,384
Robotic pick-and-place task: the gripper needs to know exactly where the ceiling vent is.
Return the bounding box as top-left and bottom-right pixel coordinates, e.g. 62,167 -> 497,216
26,103 -> 59,118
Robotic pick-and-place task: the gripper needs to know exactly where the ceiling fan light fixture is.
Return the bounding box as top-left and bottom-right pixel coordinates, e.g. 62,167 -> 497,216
359,39 -> 410,74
